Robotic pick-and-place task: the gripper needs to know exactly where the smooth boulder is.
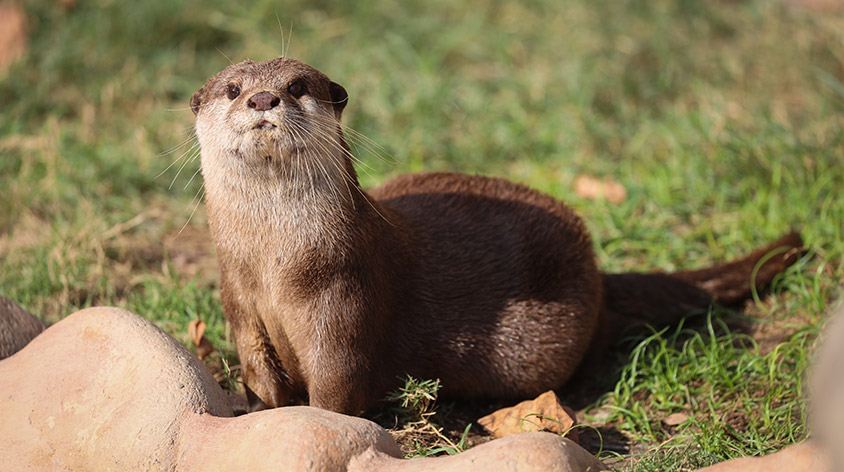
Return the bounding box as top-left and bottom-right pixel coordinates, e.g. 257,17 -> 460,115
695,442 -> 828,472
0,307 -> 233,470
0,306 -> 606,471
349,433 -> 608,472
811,302 -> 844,471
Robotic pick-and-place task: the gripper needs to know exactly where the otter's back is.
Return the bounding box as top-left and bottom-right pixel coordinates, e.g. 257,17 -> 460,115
369,173 -> 602,397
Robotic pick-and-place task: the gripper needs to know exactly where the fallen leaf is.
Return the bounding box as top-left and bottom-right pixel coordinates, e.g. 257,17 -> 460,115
662,412 -> 690,427
574,175 -> 627,204
187,318 -> 215,360
188,319 -> 206,346
478,390 -> 578,440
0,2 -> 27,75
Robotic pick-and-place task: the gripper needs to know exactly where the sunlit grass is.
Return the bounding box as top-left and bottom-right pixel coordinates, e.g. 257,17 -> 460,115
1,0 -> 842,469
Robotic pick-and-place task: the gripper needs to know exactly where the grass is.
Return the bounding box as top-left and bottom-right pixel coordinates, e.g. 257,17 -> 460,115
382,376 -> 473,457
1,0 -> 843,469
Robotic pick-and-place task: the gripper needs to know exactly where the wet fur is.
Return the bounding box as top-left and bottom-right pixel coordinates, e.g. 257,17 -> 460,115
192,58 -> 803,415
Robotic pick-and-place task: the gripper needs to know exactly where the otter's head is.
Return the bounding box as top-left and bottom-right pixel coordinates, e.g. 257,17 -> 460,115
191,58 -> 351,182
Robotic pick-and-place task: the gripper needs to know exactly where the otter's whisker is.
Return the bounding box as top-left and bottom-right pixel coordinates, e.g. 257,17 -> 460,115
169,146 -> 201,190
216,47 -> 234,66
178,184 -> 205,236
296,119 -> 356,208
157,142 -> 199,181
158,132 -> 197,157
304,119 -> 380,179
290,119 -> 346,206
183,162 -> 203,190
301,118 -> 394,225
306,113 -> 393,165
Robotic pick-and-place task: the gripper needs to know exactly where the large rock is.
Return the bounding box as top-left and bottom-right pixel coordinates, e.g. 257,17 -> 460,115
810,302 -> 844,471
349,433 -> 608,472
0,296 -> 44,359
0,307 -> 233,470
697,302 -> 844,472
177,407 -> 401,471
695,442 -> 828,472
0,306 -> 606,471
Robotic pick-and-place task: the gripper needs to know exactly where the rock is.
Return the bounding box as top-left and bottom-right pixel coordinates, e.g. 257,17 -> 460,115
478,390 -> 578,439
695,441 -> 829,472
0,307 -> 233,470
811,302 -> 844,470
350,433 -> 608,472
0,296 -> 44,359
0,306 -> 606,471
698,303 -> 844,472
0,307 -> 398,471
178,407 -> 401,471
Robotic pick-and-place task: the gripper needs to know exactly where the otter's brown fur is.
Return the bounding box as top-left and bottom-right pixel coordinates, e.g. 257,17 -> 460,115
191,57 -> 803,415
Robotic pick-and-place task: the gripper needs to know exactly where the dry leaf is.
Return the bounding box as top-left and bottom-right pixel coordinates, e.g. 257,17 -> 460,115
574,175 -> 627,204
0,3 -> 27,75
478,390 -> 578,440
188,319 -> 206,346
662,412 -> 690,427
187,319 -> 215,360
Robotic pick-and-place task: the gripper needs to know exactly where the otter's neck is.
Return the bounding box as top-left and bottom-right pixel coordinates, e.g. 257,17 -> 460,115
201,151 -> 389,279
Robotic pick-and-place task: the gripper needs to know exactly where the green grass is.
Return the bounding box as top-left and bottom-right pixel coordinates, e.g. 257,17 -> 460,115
1,0 -> 843,469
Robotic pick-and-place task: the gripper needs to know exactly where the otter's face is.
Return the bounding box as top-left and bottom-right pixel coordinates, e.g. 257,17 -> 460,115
191,58 -> 348,174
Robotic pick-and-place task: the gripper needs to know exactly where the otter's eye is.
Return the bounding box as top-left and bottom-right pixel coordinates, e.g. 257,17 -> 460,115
287,79 -> 307,98
225,83 -> 241,100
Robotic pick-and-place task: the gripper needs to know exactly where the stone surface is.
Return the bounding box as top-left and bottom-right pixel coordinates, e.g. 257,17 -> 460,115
0,306 -> 607,471
349,433 -> 608,472
0,307 -> 233,470
0,296 -> 45,359
177,407 -> 401,471
810,302 -> 844,470
478,390 -> 578,439
695,442 -> 829,472
698,304 -> 844,472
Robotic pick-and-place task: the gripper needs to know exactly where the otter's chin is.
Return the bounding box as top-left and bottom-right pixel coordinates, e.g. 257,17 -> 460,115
253,119 -> 278,130
237,138 -> 304,165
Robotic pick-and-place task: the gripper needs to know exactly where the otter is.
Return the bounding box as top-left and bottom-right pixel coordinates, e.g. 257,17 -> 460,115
190,57 -> 803,415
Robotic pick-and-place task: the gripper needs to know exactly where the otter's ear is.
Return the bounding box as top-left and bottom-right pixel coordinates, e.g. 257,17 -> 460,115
328,81 -> 348,117
190,88 -> 204,115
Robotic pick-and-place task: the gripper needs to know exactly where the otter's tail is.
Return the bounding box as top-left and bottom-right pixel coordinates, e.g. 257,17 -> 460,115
601,232 -> 804,328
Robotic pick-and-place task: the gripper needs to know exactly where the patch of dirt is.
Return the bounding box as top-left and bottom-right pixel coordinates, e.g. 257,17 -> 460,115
786,0 -> 844,13
162,225 -> 218,284
0,211 -> 49,254
729,291 -> 822,354
101,206 -> 218,287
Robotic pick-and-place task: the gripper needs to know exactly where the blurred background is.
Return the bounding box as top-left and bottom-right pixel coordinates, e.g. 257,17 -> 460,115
0,0 -> 842,469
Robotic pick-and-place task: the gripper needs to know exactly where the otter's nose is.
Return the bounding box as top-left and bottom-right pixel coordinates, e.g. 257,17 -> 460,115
247,92 -> 281,111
